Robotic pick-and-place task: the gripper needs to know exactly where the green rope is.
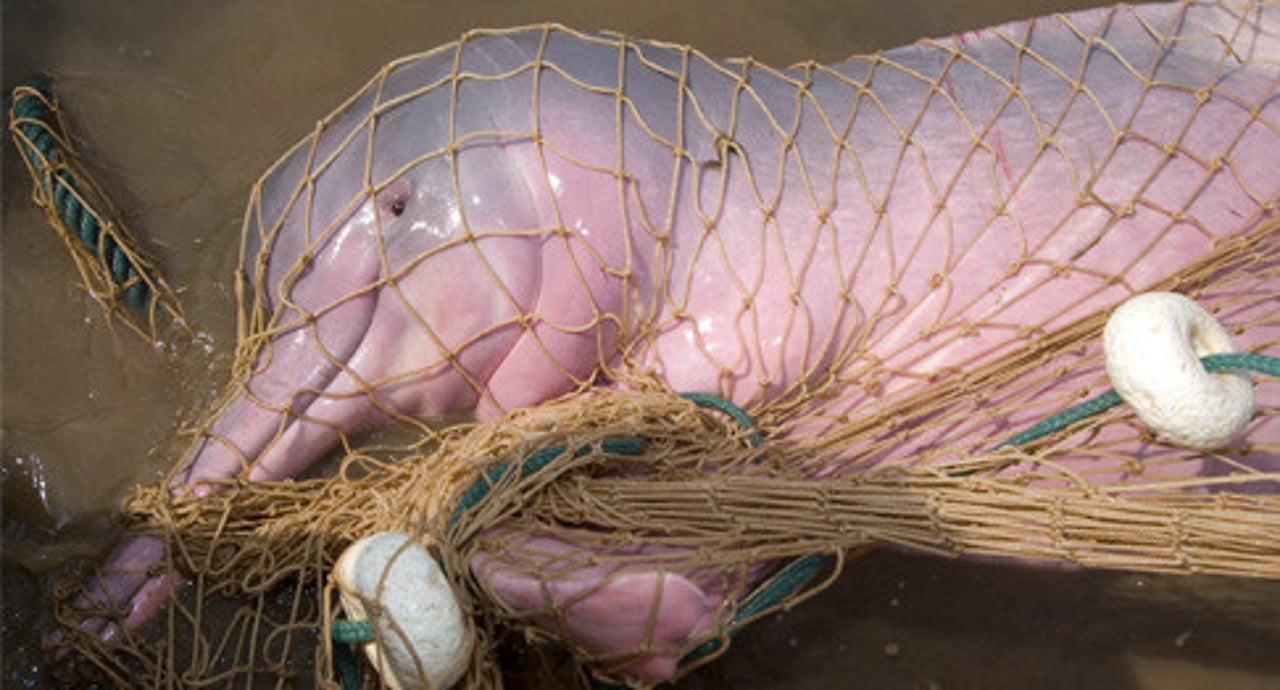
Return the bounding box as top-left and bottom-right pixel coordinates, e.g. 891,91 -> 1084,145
447,436 -> 649,531
331,619 -> 374,690
995,390 -> 1123,449
678,552 -> 833,669
994,352 -> 1279,449
680,391 -> 762,447
334,436 -> 648,689
331,619 -> 375,644
337,352 -> 1278,686
446,393 -> 764,532
10,75 -> 151,310
1202,351 -> 1280,377
672,352 -> 1280,678
436,392 -> 821,684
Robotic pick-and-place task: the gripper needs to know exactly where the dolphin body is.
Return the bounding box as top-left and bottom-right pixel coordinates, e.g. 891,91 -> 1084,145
84,2 -> 1277,681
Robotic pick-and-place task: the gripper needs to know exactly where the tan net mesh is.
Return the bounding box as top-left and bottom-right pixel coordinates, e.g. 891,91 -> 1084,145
8,79 -> 191,345
48,2 -> 1277,687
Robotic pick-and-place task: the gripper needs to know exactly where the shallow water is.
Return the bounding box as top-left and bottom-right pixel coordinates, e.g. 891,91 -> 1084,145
3,0 -> 1279,687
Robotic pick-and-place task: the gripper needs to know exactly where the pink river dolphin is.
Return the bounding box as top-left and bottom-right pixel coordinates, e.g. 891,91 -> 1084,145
76,1 -> 1277,682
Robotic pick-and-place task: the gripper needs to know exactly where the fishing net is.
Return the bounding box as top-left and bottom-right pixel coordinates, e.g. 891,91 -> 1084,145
8,77 -> 190,345
45,1 -> 1278,688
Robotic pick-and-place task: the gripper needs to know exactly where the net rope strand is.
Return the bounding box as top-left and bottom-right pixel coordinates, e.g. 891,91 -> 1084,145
8,76 -> 191,345
46,3 -> 1280,688
337,347 -> 1280,684
996,352 -> 1280,450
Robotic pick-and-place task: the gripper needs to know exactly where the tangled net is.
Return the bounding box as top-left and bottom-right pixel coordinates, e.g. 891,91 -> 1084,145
49,1 -> 1277,688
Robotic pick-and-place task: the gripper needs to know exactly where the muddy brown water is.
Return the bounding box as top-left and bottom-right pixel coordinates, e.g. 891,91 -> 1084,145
3,1 -> 1279,688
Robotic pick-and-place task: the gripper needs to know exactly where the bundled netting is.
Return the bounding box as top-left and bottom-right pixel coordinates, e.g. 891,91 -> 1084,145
51,2 -> 1278,688
8,76 -> 190,344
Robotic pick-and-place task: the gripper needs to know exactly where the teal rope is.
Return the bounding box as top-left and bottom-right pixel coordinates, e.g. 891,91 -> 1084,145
334,433 -> 650,689
446,393 -> 764,532
10,75 -> 151,310
671,352 -> 1280,678
665,398 -> 831,671
677,552 -> 833,669
994,352 -> 1279,449
680,392 -> 762,447
338,354 -> 1278,687
439,393 -> 825,685
332,619 -> 374,690
331,619 -> 375,644
1202,352 -> 1280,378
12,76 -> 58,194
447,437 -> 649,532
995,390 -> 1123,449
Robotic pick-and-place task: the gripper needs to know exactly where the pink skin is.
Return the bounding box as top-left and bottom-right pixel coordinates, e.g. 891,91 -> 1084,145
73,2 -> 1278,681
473,536 -> 720,680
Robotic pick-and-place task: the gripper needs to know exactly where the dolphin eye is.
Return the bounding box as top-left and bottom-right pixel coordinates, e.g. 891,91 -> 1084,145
387,194 -> 407,217
376,180 -> 412,221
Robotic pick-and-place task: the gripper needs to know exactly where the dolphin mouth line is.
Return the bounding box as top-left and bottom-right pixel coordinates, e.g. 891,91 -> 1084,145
265,290 -> 384,444
171,288 -> 382,490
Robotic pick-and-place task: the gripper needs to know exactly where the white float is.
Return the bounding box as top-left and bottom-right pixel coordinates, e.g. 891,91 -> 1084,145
1103,291 -> 1254,450
334,532 -> 471,689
